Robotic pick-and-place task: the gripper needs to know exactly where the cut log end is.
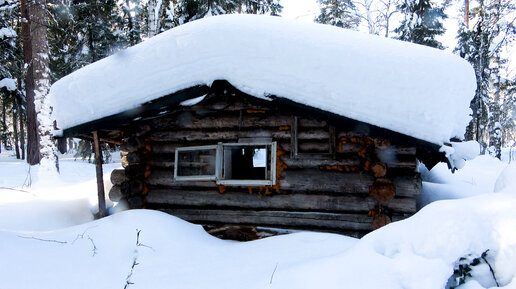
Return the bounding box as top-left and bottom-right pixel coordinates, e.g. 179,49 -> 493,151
372,214 -> 391,229
371,162 -> 387,177
369,178 -> 396,203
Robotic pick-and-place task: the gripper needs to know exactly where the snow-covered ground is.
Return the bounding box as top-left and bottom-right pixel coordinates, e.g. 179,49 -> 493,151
0,151 -> 515,289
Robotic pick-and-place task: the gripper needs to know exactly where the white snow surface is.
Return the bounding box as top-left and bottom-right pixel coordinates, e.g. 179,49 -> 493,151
50,14 -> 476,145
1,153 -> 516,289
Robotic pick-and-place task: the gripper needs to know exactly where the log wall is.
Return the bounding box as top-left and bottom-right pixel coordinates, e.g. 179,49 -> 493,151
110,94 -> 422,236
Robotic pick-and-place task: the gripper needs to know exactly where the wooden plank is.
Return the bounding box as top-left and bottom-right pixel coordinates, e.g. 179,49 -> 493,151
160,208 -> 374,231
93,131 -> 107,218
146,189 -> 417,213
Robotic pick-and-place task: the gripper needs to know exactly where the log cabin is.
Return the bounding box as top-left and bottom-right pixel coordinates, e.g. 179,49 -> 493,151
50,15 -> 476,238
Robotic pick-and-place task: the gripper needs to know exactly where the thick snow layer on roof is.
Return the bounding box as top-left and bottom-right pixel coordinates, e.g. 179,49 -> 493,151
50,14 -> 476,145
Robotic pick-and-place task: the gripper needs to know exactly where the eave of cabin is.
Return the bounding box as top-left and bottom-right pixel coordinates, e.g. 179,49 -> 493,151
60,79 -> 445,167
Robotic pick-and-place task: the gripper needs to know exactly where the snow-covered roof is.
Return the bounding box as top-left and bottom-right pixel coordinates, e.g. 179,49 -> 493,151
50,14 -> 476,145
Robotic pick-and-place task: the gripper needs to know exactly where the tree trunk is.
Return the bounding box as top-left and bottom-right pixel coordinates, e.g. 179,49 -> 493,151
31,0 -> 59,171
1,101 -> 7,150
12,98 -> 20,159
19,95 -> 26,160
21,0 -> 39,165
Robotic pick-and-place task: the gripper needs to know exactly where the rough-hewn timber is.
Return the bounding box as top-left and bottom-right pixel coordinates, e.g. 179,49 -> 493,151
111,93 -> 423,236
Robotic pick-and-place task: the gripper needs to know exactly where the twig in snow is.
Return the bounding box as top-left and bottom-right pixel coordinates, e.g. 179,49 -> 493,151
135,229 -> 155,251
481,250 -> 499,287
88,236 -> 98,256
18,235 -> 67,244
270,262 -> 279,284
0,186 -> 33,194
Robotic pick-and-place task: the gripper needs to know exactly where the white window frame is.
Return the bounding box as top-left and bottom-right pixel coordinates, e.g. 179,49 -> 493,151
174,145 -> 221,181
174,142 -> 277,186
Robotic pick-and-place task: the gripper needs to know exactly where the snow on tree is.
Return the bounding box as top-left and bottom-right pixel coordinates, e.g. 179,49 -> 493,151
394,0 -> 447,48
172,0 -> 240,26
315,0 -> 360,30
456,0 -> 515,157
30,0 -> 59,172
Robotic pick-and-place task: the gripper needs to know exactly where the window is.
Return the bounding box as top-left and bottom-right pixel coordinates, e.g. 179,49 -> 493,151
174,145 -> 220,181
174,142 -> 277,186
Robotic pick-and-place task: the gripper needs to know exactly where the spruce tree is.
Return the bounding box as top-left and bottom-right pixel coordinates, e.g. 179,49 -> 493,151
173,0 -> 241,26
456,0 -> 515,156
315,0 -> 360,30
394,0 -> 447,48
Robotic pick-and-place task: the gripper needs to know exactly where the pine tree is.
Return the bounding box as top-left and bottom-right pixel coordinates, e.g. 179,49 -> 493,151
394,0 -> 447,48
173,0 -> 241,26
456,0 -> 515,156
240,0 -> 282,15
1,0 -> 25,158
315,0 -> 360,29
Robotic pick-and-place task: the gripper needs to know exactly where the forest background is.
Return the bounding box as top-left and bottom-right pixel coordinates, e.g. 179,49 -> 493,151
0,0 -> 514,169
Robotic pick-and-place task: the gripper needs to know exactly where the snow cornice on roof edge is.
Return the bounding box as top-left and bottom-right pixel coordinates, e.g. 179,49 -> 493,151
49,14 -> 476,145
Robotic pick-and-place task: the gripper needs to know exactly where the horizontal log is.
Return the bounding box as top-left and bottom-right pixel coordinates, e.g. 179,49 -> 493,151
150,129 -> 331,142
158,114 -> 292,130
109,185 -> 122,202
111,169 -> 127,185
279,170 -> 373,194
146,189 -> 416,213
160,208 -> 374,231
281,142 -> 331,153
392,174 -> 422,197
150,130 -> 289,142
281,156 -> 361,168
120,180 -> 144,197
146,169 -> 422,197
147,156 -> 175,168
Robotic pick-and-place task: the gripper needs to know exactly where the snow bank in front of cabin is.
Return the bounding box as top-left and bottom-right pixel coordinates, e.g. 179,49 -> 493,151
50,14 -> 476,145
1,193 -> 516,289
1,154 -> 516,289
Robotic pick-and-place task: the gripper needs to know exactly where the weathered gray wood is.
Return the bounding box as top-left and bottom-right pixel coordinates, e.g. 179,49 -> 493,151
161,208 -> 374,231
93,131 -> 107,218
155,115 -> 291,130
278,170 -> 373,194
146,189 -> 417,213
145,170 -> 215,187
150,129 -> 331,142
392,175 -> 422,197
109,185 -> 122,202
150,130 -> 290,142
120,180 -> 144,197
280,156 -> 361,168
146,169 -> 421,197
147,157 -> 175,168
111,169 -> 127,185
